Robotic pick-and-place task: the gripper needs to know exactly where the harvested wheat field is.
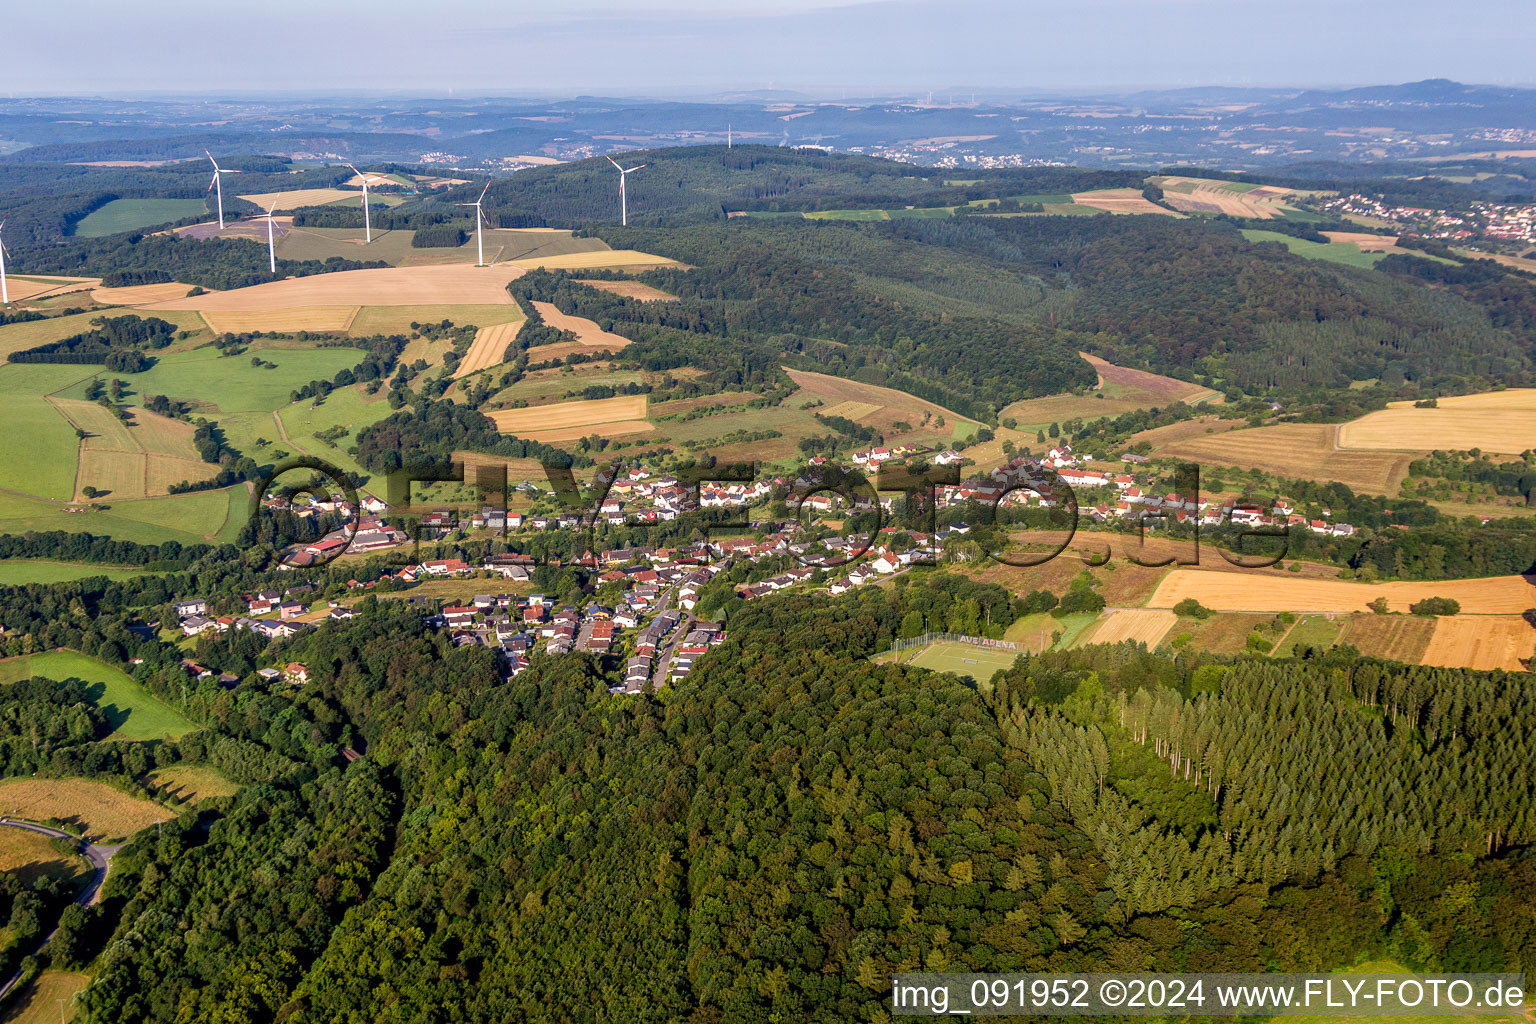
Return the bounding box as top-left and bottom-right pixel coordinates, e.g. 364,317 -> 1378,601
1003,353 -> 1215,430
822,400 -> 883,421
91,282 -> 196,305
1149,569 -> 1536,614
1084,609 -> 1177,647
0,829 -> 87,887
1071,189 -> 1181,216
201,305 -> 359,333
1154,422 -> 1418,494
1421,615 -> 1534,672
237,187 -> 359,210
49,398 -> 216,501
575,279 -> 676,301
1156,176 -> 1305,219
507,249 -> 679,271
149,264 -> 525,311
2,275 -> 98,302
786,368 -> 980,435
530,301 -> 632,350
1340,615 -> 1436,665
488,394 -> 649,434
1320,230 -> 1403,252
511,420 -> 654,443
0,778 -> 171,841
1337,390 -> 1536,456
455,320 -> 524,378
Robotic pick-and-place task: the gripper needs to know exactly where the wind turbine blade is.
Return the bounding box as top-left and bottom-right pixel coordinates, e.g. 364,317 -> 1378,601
208,175 -> 218,192
478,181 -> 491,203
605,155 -> 623,170
345,162 -> 360,176
627,164 -> 648,172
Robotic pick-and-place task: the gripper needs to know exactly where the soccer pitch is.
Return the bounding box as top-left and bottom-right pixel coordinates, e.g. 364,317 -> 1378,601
901,641 -> 1021,681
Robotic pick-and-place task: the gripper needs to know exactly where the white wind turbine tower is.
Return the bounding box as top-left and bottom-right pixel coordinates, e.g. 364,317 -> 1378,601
345,163 -> 387,243
727,124 -> 732,149
605,155 -> 647,227
0,220 -> 9,305
263,200 -> 278,274
205,150 -> 233,229
457,181 -> 491,266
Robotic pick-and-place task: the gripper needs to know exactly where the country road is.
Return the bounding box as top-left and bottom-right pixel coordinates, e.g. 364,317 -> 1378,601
0,819 -> 121,1001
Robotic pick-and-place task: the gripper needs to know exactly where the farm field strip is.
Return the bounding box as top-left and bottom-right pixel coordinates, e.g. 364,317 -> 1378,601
1153,421 -> 1416,495
529,301 -> 632,350
575,279 -> 677,301
487,394 -> 649,433
454,319 -> 525,378
1337,389 -> 1536,455
91,282 -> 196,305
1071,188 -> 1181,216
147,264 -> 525,310
237,187 -> 362,210
200,305 -> 359,333
514,419 -> 655,443
2,274 -> 100,302
1084,608 -> 1177,647
506,249 -> 679,270
1421,615 -> 1533,672
1148,569 -> 1536,614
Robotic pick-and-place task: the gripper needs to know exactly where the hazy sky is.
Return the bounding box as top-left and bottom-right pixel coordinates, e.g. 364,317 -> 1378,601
7,0 -> 1535,96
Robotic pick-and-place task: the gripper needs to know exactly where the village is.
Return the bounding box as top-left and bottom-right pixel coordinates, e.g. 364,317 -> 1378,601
164,442 -> 1366,692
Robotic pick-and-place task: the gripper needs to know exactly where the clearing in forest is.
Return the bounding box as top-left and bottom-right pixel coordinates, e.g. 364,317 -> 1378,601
529,301 -> 632,350
1001,352 -> 1215,431
575,279 -> 677,301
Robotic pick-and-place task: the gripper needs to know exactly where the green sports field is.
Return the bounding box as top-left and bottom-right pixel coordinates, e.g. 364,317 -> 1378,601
899,641 -> 1020,681
74,198 -> 209,237
0,649 -> 195,740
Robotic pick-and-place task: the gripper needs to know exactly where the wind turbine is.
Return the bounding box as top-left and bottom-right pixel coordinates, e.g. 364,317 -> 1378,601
604,155 -> 647,227
205,150 -> 233,229
457,181 -> 490,266
0,220 -> 9,305
345,163 -> 387,243
263,200 -> 278,274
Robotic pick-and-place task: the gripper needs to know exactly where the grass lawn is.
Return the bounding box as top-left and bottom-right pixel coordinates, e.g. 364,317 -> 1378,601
1273,614 -> 1346,657
0,561 -> 153,585
1053,612 -> 1103,649
0,363 -> 101,501
0,650 -> 195,741
803,209 -> 890,221
274,383 -> 396,478
74,197 -> 208,237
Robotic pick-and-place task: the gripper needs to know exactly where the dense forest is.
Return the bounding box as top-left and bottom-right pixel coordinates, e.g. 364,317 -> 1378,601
0,567 -> 1524,1022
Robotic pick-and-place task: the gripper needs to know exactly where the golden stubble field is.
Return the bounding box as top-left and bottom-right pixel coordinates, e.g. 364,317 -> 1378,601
1084,609 -> 1177,646
529,301 -> 632,351
1151,421 -> 1419,494
1337,390 -> 1536,456
148,264 -> 526,311
487,394 -> 651,442
0,778 -> 172,842
575,279 -> 677,301
200,306 -> 359,333
1148,569 -> 1536,615
1421,615 -> 1533,671
91,282 -> 196,305
454,319 -> 525,378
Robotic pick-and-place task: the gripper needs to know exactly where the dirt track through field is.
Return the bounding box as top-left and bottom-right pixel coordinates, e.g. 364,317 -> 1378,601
454,320 -> 524,378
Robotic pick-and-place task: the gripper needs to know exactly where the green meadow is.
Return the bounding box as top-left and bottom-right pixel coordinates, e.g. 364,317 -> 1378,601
74,198 -> 209,237
0,649 -> 194,741
0,560 -> 154,585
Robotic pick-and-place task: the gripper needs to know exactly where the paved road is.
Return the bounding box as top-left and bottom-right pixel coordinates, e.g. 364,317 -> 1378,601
0,819 -> 122,1000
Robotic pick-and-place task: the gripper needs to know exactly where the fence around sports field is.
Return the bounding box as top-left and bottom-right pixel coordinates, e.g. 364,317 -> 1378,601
879,632 -> 1021,658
